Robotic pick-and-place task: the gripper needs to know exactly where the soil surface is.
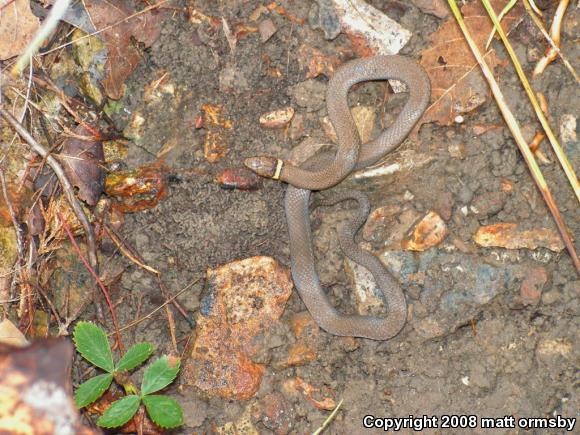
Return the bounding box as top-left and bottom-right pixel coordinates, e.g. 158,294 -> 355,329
93,0 -> 579,433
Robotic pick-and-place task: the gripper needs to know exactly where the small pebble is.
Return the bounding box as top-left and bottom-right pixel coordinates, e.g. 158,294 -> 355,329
259,18 -> 277,42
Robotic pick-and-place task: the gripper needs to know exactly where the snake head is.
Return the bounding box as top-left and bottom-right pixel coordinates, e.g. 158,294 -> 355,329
244,156 -> 283,180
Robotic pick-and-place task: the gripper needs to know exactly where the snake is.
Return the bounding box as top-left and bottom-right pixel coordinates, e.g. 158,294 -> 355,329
245,56 -> 430,340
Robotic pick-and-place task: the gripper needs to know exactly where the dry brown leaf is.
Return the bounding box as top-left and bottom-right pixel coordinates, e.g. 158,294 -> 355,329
84,0 -> 166,99
60,125 -> 105,206
418,0 -> 523,128
0,0 -> 39,60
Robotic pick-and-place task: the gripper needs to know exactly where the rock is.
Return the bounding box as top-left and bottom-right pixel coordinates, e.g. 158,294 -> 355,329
519,266 -> 548,304
321,106 -> 376,144
180,395 -> 208,428
288,137 -> 328,166
380,251 -> 419,283
258,18 -> 277,42
213,402 -> 259,434
470,191 -> 507,219
181,257 -> 292,400
433,191 -> 454,221
256,392 -> 294,434
536,339 -> 572,361
288,80 -> 326,112
344,258 -> 388,316
401,211 -> 449,251
309,0 -> 341,40
473,223 -> 564,252
331,0 -> 411,56
362,204 -> 404,242
279,312 -> 319,368
259,107 -> 295,129
447,142 -> 466,159
560,114 -> 577,161
297,44 -> 342,79
412,255 -> 511,340
288,112 -> 305,141
411,0 -> 449,18
215,167 -> 261,191
457,184 -> 473,204
219,64 -> 250,93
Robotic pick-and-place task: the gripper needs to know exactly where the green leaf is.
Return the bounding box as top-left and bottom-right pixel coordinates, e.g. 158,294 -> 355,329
97,395 -> 140,428
116,343 -> 154,372
74,373 -> 113,408
140,356 -> 181,396
142,395 -> 183,429
73,321 -> 114,373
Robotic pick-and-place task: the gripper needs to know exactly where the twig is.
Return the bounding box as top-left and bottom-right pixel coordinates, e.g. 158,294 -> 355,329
446,0 -> 580,274
58,211 -> 123,351
523,0 -> 578,83
0,106 -> 104,319
533,0 -> 569,77
109,278 -> 199,336
103,224 -> 160,275
12,0 -> 72,75
485,0 -> 517,49
481,0 -> 580,204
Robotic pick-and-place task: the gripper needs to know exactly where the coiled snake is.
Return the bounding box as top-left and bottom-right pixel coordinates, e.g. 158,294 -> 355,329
245,56 -> 430,340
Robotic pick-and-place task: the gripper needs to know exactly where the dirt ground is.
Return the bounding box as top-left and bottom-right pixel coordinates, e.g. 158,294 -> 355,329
87,0 -> 580,433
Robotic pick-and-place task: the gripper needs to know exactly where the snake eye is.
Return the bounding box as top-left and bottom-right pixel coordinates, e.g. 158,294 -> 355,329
244,156 -> 280,179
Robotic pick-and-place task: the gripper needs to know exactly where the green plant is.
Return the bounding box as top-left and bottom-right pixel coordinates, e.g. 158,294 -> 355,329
72,321 -> 183,429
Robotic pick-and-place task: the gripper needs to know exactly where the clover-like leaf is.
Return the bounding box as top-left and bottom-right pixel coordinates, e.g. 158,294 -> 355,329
73,321 -> 114,373
97,395 -> 141,428
75,373 -> 113,408
116,342 -> 154,372
142,395 -> 183,429
140,356 -> 180,396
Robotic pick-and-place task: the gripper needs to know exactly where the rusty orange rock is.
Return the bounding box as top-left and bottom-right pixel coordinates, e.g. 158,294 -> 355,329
473,223 -> 564,252
402,211 -> 449,251
182,257 -> 292,401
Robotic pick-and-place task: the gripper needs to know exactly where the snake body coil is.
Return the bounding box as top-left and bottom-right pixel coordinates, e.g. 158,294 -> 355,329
246,56 -> 430,340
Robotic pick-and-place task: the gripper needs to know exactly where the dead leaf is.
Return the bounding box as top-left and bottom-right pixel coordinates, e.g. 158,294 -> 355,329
0,0 -> 39,60
419,0 -> 523,127
84,0 -> 166,99
200,104 -> 232,163
60,125 -> 105,206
